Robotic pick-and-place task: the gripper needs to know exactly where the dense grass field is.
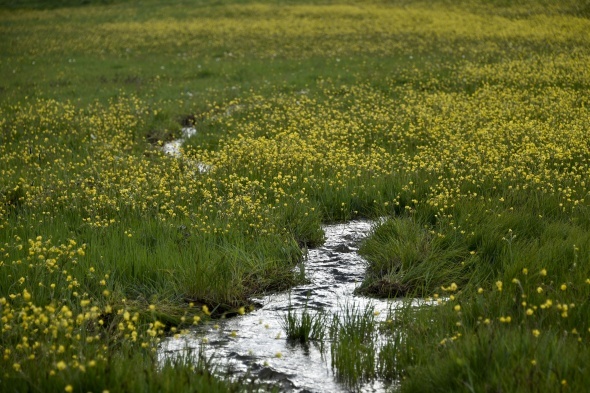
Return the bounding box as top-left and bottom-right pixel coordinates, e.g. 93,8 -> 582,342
1,0 -> 590,391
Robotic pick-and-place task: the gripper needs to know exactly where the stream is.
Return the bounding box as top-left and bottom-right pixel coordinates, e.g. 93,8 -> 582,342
161,127 -> 211,173
158,220 -> 416,392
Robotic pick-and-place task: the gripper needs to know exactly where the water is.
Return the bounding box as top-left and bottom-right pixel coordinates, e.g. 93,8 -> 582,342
161,127 -> 196,157
158,220 -> 423,392
161,127 -> 211,173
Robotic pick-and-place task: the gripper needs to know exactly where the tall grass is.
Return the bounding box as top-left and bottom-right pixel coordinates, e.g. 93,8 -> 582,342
357,216 -> 473,297
280,304 -> 327,345
329,305 -> 378,387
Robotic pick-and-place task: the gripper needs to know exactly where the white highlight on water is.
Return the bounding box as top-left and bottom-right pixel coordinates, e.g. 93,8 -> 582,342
161,127 -> 211,173
159,220 -> 431,392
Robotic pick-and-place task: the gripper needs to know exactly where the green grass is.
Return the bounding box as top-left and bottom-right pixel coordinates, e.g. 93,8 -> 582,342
3,345 -> 265,393
280,304 -> 327,345
329,305 -> 379,387
357,216 -> 474,297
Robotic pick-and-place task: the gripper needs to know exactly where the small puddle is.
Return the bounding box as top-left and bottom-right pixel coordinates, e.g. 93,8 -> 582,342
161,127 -> 211,173
159,220 -> 425,392
161,127 -> 196,157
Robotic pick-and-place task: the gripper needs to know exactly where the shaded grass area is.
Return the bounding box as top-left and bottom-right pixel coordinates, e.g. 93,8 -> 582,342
358,202 -> 590,386
358,173 -> 590,389
380,276 -> 590,392
4,347 -> 266,393
357,216 -> 474,297
0,0 -> 124,9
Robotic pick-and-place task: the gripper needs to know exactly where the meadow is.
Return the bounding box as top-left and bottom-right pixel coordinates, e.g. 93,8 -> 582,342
1,0 -> 590,391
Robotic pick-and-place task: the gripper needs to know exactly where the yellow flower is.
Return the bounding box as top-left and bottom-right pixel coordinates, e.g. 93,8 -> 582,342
65,385 -> 73,393
495,281 -> 503,291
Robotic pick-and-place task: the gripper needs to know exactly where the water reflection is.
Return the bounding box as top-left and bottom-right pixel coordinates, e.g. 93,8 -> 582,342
160,220 -> 416,392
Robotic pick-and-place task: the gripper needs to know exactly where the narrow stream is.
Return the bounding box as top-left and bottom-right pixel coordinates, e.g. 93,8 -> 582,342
161,127 -> 211,173
159,220 -> 414,392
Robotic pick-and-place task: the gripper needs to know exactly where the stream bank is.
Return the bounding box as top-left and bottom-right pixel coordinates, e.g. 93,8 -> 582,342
159,220 -> 427,392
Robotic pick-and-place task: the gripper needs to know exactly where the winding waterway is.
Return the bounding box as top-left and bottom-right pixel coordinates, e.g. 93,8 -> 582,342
158,220 -> 418,392
161,127 -> 211,173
